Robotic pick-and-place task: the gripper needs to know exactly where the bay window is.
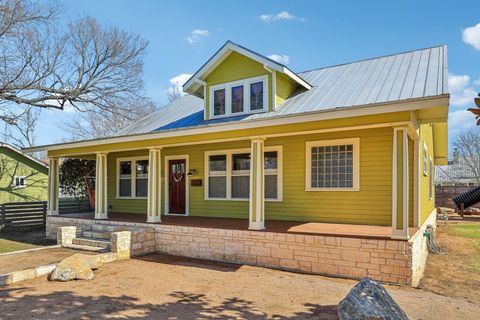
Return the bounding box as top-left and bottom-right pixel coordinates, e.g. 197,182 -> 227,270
117,157 -> 149,198
209,75 -> 268,118
205,147 -> 282,201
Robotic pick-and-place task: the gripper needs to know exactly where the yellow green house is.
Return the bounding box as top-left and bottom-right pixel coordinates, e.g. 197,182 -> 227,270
0,142 -> 48,203
27,42 -> 449,285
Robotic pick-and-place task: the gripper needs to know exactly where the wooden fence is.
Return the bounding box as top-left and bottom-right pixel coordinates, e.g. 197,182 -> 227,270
436,185 -> 480,210
0,201 -> 47,228
59,197 -> 93,214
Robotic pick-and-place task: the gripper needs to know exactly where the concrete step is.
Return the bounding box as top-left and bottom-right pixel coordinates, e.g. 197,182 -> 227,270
72,237 -> 111,249
64,243 -> 109,253
82,231 -> 111,240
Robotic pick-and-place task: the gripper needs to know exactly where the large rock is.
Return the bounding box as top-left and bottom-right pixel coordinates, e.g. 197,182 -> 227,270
338,277 -> 408,320
49,254 -> 97,282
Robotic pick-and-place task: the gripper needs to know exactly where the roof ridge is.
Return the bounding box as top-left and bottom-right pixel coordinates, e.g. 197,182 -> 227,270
298,44 -> 447,74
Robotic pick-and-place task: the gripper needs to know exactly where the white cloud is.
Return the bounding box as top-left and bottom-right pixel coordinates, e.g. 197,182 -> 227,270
474,79 -> 480,86
186,29 -> 209,44
448,109 -> 477,136
167,73 -> 192,97
448,73 -> 478,106
259,11 -> 299,22
462,22 -> 480,50
267,54 -> 290,65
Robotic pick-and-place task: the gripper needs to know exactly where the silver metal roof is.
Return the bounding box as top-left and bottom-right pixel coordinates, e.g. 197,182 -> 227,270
120,45 -> 448,135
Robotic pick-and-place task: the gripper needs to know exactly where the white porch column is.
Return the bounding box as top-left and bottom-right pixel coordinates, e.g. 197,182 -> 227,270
391,128 -> 409,239
47,157 -> 59,215
249,138 -> 265,230
95,152 -> 108,220
147,147 -> 162,223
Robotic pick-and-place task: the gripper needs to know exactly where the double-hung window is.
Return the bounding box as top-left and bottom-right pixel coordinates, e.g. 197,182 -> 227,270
205,147 -> 282,201
210,75 -> 268,118
117,157 -> 149,198
13,176 -> 26,188
306,138 -> 360,191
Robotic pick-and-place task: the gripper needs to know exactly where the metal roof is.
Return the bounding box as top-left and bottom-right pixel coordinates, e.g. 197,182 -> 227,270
120,45 -> 448,135
436,159 -> 478,185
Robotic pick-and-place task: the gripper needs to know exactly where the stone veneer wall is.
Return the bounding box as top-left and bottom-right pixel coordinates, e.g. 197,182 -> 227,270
46,215 -> 435,286
46,217 -> 155,257
409,209 -> 437,287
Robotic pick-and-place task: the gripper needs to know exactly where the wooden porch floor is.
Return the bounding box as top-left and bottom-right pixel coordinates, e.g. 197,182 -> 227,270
62,212 -> 418,240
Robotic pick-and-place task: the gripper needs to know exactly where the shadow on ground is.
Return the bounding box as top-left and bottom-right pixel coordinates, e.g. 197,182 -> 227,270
0,226 -> 54,246
0,287 -> 338,319
135,254 -> 244,272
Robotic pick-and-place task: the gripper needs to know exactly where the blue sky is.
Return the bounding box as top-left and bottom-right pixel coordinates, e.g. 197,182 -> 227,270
36,0 -> 480,149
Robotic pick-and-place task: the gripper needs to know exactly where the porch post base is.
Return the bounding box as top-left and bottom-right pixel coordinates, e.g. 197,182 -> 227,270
47,210 -> 59,216
248,222 -> 265,231
95,212 -> 108,220
147,215 -> 161,223
391,229 -> 409,240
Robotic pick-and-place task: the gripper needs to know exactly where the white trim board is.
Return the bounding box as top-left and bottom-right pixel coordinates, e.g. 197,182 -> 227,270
25,95 -> 448,154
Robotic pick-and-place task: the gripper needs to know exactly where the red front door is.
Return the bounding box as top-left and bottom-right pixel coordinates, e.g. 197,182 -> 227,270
168,159 -> 186,214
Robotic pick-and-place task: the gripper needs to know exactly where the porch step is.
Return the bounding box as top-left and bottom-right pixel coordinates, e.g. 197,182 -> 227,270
82,231 -> 111,240
72,237 -> 111,249
64,243 -> 109,253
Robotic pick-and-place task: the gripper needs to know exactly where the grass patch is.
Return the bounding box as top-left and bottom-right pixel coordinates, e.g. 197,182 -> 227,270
447,224 -> 480,272
448,224 -> 480,240
0,227 -> 54,254
0,238 -> 38,254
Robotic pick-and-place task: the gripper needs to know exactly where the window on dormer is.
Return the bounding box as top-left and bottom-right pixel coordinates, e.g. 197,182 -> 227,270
213,89 -> 226,116
209,75 -> 268,118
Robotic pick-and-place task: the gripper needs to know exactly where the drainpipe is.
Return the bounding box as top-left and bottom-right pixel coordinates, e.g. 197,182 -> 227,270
263,64 -> 276,110
195,79 -> 207,120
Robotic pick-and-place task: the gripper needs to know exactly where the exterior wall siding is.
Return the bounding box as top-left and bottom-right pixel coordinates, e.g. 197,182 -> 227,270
419,124 -> 435,224
0,147 -> 48,203
276,72 -> 297,107
106,127 -> 395,226
205,52 -> 273,117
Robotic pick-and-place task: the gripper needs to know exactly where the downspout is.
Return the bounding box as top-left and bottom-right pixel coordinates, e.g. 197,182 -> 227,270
195,79 -> 207,120
263,64 -> 276,110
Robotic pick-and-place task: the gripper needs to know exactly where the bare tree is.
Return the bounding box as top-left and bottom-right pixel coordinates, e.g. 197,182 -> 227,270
453,128 -> 480,184
62,99 -> 157,140
0,0 -> 150,132
167,82 -> 182,102
2,106 -> 38,147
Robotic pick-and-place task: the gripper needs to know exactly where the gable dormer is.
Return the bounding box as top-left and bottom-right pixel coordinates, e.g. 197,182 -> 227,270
183,41 -> 311,120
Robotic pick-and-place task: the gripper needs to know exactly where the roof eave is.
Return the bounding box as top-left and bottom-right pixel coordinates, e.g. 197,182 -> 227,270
24,94 -> 449,154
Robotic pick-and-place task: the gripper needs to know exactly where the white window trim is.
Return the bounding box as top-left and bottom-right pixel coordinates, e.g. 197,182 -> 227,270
305,138 -> 360,192
116,156 -> 149,199
209,75 -> 268,119
204,146 -> 283,201
164,155 -> 190,216
13,176 -> 27,189
429,156 -> 433,201
423,143 -> 428,176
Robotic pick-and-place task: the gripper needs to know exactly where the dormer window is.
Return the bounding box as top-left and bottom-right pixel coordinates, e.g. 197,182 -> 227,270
209,75 -> 268,118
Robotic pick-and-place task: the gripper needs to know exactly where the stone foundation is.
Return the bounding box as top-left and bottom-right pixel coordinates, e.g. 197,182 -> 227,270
46,215 -> 435,286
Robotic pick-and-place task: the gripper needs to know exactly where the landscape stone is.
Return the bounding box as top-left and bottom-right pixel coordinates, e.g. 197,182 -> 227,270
49,254 -> 96,281
338,277 -> 408,320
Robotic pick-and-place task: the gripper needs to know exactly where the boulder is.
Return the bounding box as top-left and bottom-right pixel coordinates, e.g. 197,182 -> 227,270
49,254 -> 97,282
338,277 -> 408,320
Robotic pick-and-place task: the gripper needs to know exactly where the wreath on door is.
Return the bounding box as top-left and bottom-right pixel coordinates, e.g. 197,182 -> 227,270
172,169 -> 184,183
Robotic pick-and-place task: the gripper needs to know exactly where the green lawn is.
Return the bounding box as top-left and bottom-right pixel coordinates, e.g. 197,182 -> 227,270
0,228 -> 55,254
447,224 -> 480,271
0,238 -> 39,254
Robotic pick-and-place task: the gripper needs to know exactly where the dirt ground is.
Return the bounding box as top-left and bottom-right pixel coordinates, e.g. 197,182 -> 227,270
0,247 -> 95,275
420,223 -> 480,303
1,254 -> 478,320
